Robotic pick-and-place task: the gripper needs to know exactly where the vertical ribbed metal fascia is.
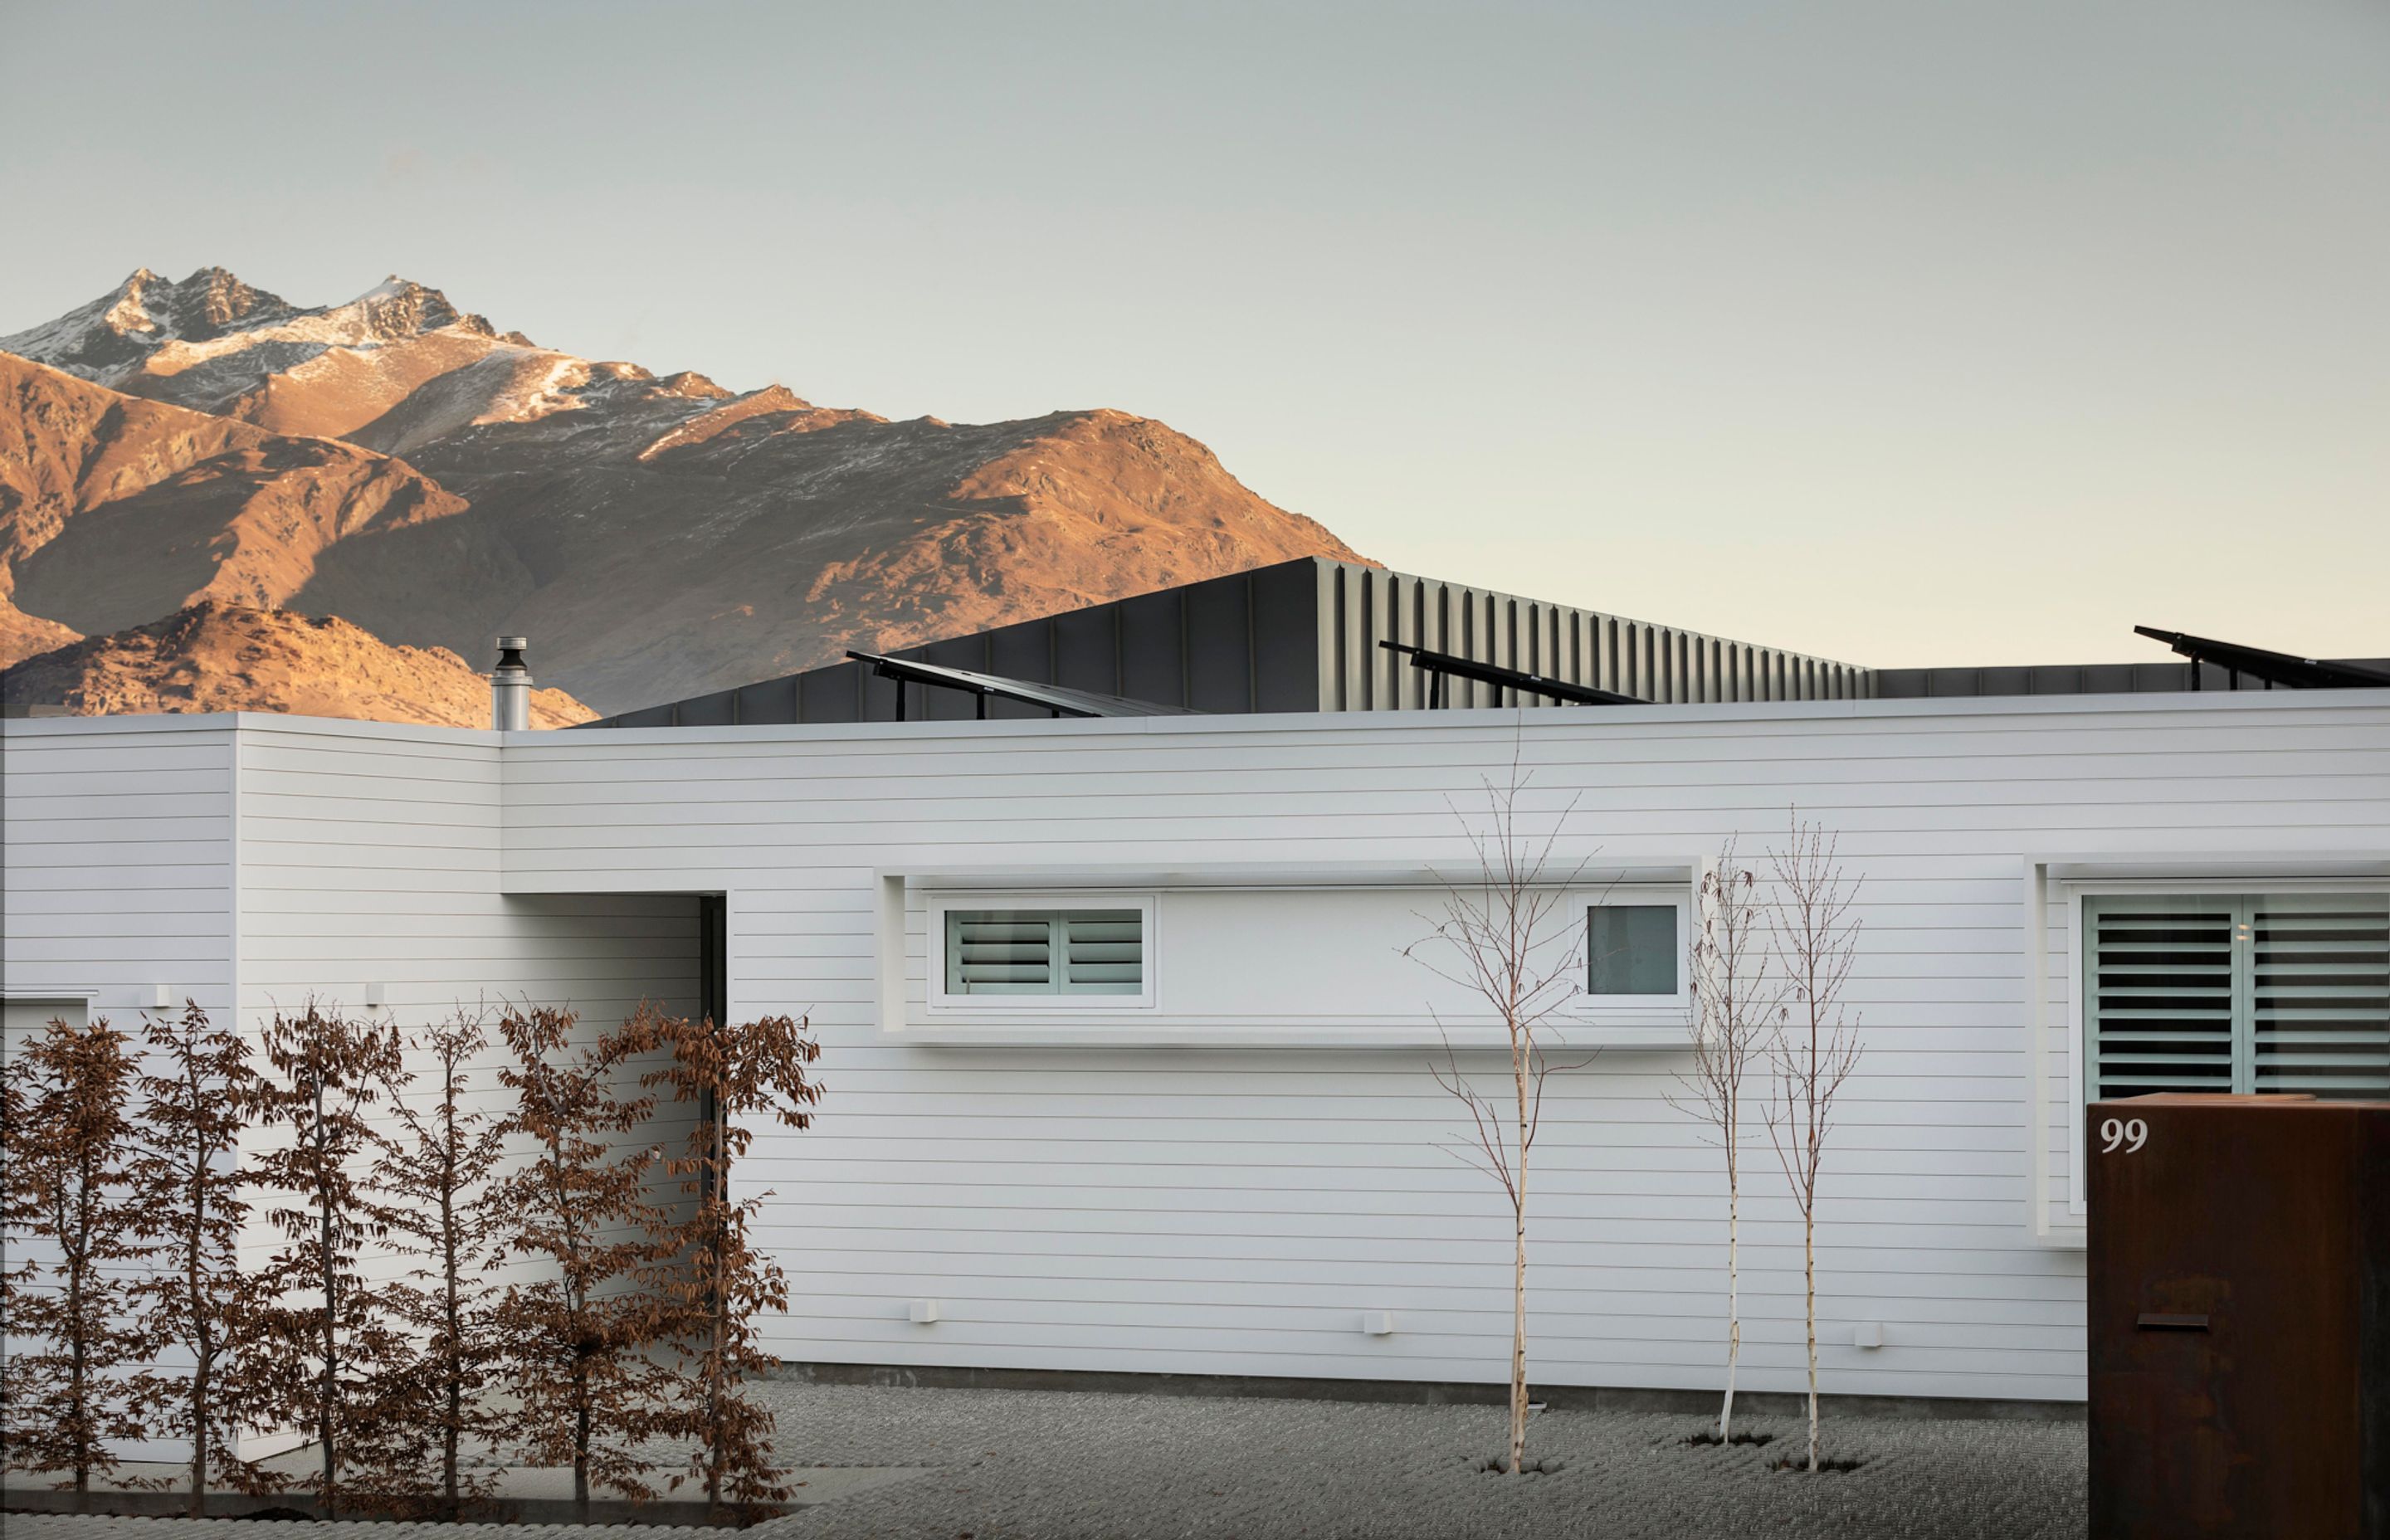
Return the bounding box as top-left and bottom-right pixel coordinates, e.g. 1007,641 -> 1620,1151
1300,557 -> 1871,709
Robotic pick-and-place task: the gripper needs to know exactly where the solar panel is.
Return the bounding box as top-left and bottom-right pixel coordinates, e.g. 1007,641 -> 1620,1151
846,650 -> 1205,719
2134,628 -> 2390,690
1376,640 -> 1646,707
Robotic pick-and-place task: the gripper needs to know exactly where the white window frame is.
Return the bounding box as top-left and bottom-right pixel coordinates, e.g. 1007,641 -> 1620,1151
1576,884 -> 1695,1016
925,891 -> 1158,1013
2062,875 -> 2390,1216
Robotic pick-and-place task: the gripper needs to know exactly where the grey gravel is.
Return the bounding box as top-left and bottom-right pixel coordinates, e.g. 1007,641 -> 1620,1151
4,1380 -> 2088,1540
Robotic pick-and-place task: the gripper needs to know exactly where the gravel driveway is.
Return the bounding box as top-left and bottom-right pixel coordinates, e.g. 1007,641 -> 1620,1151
5,1381 -> 2087,1540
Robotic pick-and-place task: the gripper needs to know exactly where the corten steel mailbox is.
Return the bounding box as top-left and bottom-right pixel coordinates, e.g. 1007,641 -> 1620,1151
2087,1094 -> 2390,1539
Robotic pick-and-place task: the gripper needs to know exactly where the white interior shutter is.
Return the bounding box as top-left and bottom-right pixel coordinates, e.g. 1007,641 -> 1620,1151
1060,909 -> 1144,993
2251,893 -> 2390,1098
949,911 -> 1056,993
2086,897 -> 2238,1098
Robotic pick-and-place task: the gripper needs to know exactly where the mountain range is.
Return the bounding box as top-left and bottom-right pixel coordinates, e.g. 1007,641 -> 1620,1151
0,266 -> 1363,722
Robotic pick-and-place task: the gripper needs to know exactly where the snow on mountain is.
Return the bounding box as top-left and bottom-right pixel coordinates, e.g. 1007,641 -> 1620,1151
0,265 -> 1371,720
0,266 -> 298,382
0,267 -> 513,422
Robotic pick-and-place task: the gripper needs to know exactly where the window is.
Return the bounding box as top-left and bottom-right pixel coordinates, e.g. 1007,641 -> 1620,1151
942,908 -> 1146,997
1588,902 -> 1682,999
2086,892 -> 2390,1099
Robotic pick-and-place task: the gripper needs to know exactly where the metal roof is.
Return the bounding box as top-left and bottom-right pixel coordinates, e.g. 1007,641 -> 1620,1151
580,557 -> 1871,729
575,558 -> 2388,730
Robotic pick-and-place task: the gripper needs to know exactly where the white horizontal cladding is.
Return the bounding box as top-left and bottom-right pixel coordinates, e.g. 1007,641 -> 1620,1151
54,692 -> 2390,1423
872,860 -> 1700,1048
0,718 -> 238,1021
1,718 -> 246,1460
230,718 -> 712,1348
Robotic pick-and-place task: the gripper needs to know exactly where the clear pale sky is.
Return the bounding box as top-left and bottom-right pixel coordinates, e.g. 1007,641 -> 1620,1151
5,1 -> 2383,666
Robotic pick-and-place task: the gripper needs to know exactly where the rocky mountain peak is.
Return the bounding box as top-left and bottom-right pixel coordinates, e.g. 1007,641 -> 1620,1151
341,276 -> 471,340
4,265 -> 296,379
183,266 -> 288,333
0,261 -> 1370,723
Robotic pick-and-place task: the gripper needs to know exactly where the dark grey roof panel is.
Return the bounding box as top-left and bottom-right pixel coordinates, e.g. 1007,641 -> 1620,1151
1314,562 -> 1871,711
580,556 -> 1875,729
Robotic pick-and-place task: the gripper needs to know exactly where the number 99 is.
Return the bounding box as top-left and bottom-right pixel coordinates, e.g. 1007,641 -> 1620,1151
2100,1117 -> 2148,1154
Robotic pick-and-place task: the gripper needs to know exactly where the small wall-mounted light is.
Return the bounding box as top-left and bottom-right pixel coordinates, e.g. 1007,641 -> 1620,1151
363,982 -> 387,1009
150,985 -> 174,1010
909,1299 -> 940,1324
1362,1311 -> 1395,1337
1851,1322 -> 1885,1350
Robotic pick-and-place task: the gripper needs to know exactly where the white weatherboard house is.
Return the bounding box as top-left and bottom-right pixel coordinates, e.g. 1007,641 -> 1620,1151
7,558 -> 2388,1416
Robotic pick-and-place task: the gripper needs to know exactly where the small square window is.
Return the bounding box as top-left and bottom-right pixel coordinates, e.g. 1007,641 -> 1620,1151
1588,904 -> 1680,997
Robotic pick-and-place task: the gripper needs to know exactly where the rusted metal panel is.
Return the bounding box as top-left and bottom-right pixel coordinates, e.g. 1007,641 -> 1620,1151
2088,1094 -> 2390,1539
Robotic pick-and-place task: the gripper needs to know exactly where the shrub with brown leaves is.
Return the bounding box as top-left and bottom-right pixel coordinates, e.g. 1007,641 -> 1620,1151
2,1015 -> 156,1493
247,1002 -> 412,1518
127,1003 -> 282,1512
491,1005 -> 683,1516
622,1005 -> 822,1521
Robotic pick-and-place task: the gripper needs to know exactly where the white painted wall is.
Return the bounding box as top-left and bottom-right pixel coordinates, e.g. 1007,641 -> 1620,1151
2,716 -> 710,1460
497,688 -> 2390,1405
234,718 -> 709,1279
11,690 -> 2387,1412
2,717 -> 237,1031
2,718 -> 240,1457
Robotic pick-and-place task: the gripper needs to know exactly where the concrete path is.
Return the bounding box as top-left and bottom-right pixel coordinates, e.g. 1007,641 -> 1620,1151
5,1381 -> 2088,1539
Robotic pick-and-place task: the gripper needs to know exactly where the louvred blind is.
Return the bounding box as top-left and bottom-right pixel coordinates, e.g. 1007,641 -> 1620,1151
2251,894 -> 2390,1097
2086,898 -> 2237,1099
946,909 -> 1144,996
2087,892 -> 2389,1100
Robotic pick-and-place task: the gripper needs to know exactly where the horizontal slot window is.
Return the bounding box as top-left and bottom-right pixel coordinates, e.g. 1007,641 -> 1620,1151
944,908 -> 1145,997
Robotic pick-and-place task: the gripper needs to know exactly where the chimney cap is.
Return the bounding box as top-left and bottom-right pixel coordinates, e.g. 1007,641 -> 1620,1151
495,635 -> 529,651
494,636 -> 530,673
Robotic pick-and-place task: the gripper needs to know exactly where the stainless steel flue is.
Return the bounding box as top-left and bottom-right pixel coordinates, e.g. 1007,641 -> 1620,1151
490,636 -> 532,731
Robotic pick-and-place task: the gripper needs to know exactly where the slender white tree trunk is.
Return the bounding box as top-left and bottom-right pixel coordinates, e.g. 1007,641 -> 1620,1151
1804,1214 -> 1820,1471
1508,1030 -> 1530,1474
1510,1202 -> 1528,1473
1721,1179 -> 1739,1440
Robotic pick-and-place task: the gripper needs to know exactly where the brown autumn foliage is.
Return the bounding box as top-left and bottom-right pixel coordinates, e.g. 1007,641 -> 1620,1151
490,1005 -> 683,1515
1,1015 -> 155,1493
369,1010 -> 515,1520
247,1003 -> 412,1518
0,994 -> 825,1520
0,1057 -> 28,1468
622,1005 -> 822,1520
126,1003 -> 281,1512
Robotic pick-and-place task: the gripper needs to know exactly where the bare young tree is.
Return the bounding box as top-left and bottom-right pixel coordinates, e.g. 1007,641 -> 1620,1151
1,1014 -> 155,1495
249,1002 -> 409,1519
1666,844 -> 1778,1445
371,1010 -> 512,1521
1404,739 -> 1591,1477
491,1005 -> 680,1518
128,1003 -> 276,1514
622,1005 -> 823,1521
1762,813 -> 1864,1474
